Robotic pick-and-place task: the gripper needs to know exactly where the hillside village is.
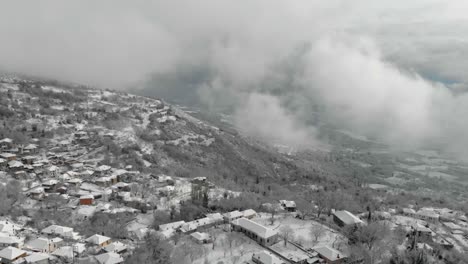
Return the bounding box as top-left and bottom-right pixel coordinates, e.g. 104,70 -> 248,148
0,76 -> 468,263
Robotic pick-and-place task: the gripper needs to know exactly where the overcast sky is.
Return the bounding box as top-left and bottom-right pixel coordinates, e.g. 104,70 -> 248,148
2,1 -> 468,152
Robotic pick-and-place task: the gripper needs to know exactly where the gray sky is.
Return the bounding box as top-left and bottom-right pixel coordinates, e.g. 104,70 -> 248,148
2,0 -> 468,152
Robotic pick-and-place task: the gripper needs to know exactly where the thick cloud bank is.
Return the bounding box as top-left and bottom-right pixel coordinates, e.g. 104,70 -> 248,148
2,1 -> 468,152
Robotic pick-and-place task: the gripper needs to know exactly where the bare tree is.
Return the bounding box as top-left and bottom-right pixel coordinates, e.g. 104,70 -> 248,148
227,233 -> 243,256
279,226 -> 294,246
178,240 -> 203,264
209,229 -> 217,250
310,223 -> 326,245
314,193 -> 328,218
269,208 -> 277,225
296,199 -> 315,220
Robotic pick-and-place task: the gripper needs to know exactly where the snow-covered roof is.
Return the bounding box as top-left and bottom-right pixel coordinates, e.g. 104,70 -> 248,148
180,218 -> 213,233
73,243 -> 85,254
26,237 -> 51,251
242,209 -> 257,218
52,246 -> 73,259
0,153 -> 16,158
24,144 -> 38,150
0,221 -> 21,235
86,234 -> 111,245
417,209 -> 439,219
48,165 -> 59,172
0,138 -> 13,144
111,169 -> 127,177
0,236 -> 22,245
280,200 -> 296,208
206,213 -> 223,221
232,218 -> 277,239
0,246 -> 26,260
190,232 -> 210,241
66,178 -> 82,185
224,210 -> 243,220
314,246 -> 346,262
159,221 -> 185,231
41,225 -> 73,236
42,179 -> 58,186
24,252 -> 50,262
95,252 -> 124,264
97,165 -> 111,172
402,208 -> 416,214
333,210 -> 364,225
252,250 -> 285,264
103,242 -> 127,253
7,160 -> 23,168
112,182 -> 129,188
80,195 -> 94,200
413,223 -> 432,233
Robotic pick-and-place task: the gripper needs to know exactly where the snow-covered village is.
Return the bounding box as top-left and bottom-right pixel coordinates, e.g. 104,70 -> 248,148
1,74 -> 468,264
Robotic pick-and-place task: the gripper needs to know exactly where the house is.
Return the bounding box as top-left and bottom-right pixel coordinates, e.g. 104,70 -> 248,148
25,237 -> 57,253
314,246 -> 347,264
7,160 -> 23,171
0,246 -> 27,264
0,138 -> 13,149
51,238 -> 64,248
412,224 -> 433,242
416,209 -> 439,223
205,213 -> 223,225
24,252 -> 50,264
402,208 -> 417,217
158,221 -> 185,237
180,217 -> 213,233
443,222 -> 463,234
97,165 -> 112,176
231,218 -> 278,246
224,210 -> 244,223
41,225 -> 74,238
28,187 -> 45,200
0,153 -> 16,161
242,209 -> 257,219
433,236 -> 454,249
94,252 -> 124,264
157,175 -> 174,185
158,221 -> 185,232
42,179 -> 58,193
0,221 -> 21,236
23,144 -> 38,154
333,210 -> 365,227
51,246 -> 74,261
112,182 -> 130,191
80,195 -> 94,205
0,236 -> 23,248
190,232 -> 212,244
280,200 -> 297,212
95,175 -> 118,186
46,166 -> 59,177
22,156 -> 38,165
252,250 -> 286,264
103,242 -> 127,254
67,178 -> 83,187
86,234 -> 111,247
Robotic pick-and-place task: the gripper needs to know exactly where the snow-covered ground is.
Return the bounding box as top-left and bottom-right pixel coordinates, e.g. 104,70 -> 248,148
252,213 -> 346,249
174,229 -> 265,264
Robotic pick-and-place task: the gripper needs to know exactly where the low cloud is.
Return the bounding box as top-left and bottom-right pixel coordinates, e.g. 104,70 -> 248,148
234,93 -> 319,149
2,1 -> 468,153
